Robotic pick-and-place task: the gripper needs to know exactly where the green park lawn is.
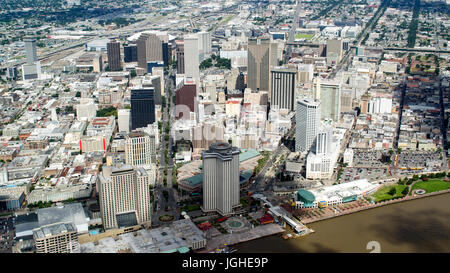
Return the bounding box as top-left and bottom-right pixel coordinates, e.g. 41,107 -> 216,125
295,33 -> 314,40
181,204 -> 201,212
411,179 -> 450,194
371,185 -> 408,202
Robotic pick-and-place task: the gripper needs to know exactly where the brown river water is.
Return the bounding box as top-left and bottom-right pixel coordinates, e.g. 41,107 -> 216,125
236,193 -> 450,253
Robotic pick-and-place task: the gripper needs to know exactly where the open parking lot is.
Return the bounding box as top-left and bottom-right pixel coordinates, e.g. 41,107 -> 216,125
340,167 -> 389,183
353,151 -> 389,168
397,152 -> 443,170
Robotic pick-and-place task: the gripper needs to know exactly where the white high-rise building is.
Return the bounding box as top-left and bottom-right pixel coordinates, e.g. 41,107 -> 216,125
24,37 -> 38,65
33,223 -> 80,253
22,61 -> 41,81
296,99 -> 321,153
125,131 -> 156,166
184,35 -> 200,85
202,142 -> 240,216
315,126 -> 333,155
368,97 -> 392,114
118,109 -> 131,133
97,165 -> 152,229
152,67 -> 165,96
197,31 -> 211,61
22,37 -> 41,80
306,130 -> 339,180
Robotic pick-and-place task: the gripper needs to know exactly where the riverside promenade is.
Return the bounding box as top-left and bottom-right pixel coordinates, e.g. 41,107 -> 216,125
197,223 -> 284,253
300,189 -> 450,224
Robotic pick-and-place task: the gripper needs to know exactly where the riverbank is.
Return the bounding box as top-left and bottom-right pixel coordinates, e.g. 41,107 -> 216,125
236,193 -> 450,253
300,189 -> 450,224
197,223 -> 284,253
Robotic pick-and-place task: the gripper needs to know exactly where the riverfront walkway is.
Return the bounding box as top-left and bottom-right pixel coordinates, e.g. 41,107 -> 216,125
299,189 -> 450,224
198,223 -> 284,253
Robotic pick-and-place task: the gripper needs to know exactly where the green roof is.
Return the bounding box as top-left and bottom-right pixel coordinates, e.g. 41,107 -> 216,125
183,174 -> 203,186
177,247 -> 190,253
239,149 -> 260,162
181,170 -> 252,188
297,189 -> 315,203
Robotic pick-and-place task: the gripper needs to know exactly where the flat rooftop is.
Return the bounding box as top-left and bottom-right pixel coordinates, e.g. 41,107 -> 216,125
33,222 -> 77,239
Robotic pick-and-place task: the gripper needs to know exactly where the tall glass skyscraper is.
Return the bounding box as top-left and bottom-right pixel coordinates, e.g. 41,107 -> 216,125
131,88 -> 155,130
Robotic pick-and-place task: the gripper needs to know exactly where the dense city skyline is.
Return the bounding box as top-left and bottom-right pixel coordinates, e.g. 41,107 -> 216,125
0,0 -> 449,259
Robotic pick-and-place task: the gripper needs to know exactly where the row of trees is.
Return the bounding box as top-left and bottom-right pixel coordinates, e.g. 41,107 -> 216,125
199,55 -> 231,70
407,0 -> 421,48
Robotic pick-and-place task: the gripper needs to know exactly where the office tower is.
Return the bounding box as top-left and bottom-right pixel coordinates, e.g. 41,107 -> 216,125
270,67 -> 297,111
247,36 -> 278,92
340,89 -> 354,113
316,127 -> 332,155
297,63 -> 314,83
176,79 -> 196,119
107,40 -> 122,71
118,109 -> 131,133
33,223 -> 79,253
24,37 -> 38,65
22,62 -> 41,80
146,33 -> 163,62
125,131 -> 156,166
197,31 -> 211,61
22,37 -> 41,80
306,126 -> 339,180
6,67 -> 18,80
326,39 -> 343,66
205,81 -> 217,102
162,42 -> 169,66
184,35 -> 200,83
313,78 -> 341,122
175,78 -> 196,119
226,68 -> 239,91
175,40 -> 185,74
143,75 -> 161,105
296,99 -> 321,153
236,72 -> 245,91
97,165 -> 151,229
124,44 -> 138,63
76,52 -> 103,72
152,67 -> 165,96
131,88 -> 155,130
368,97 -> 392,114
137,33 -> 163,70
202,142 -> 240,216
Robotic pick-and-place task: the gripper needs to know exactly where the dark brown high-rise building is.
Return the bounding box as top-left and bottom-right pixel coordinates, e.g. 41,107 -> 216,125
176,40 -> 185,74
247,36 -> 278,93
176,79 -> 196,119
137,35 -> 148,69
107,40 -> 122,71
